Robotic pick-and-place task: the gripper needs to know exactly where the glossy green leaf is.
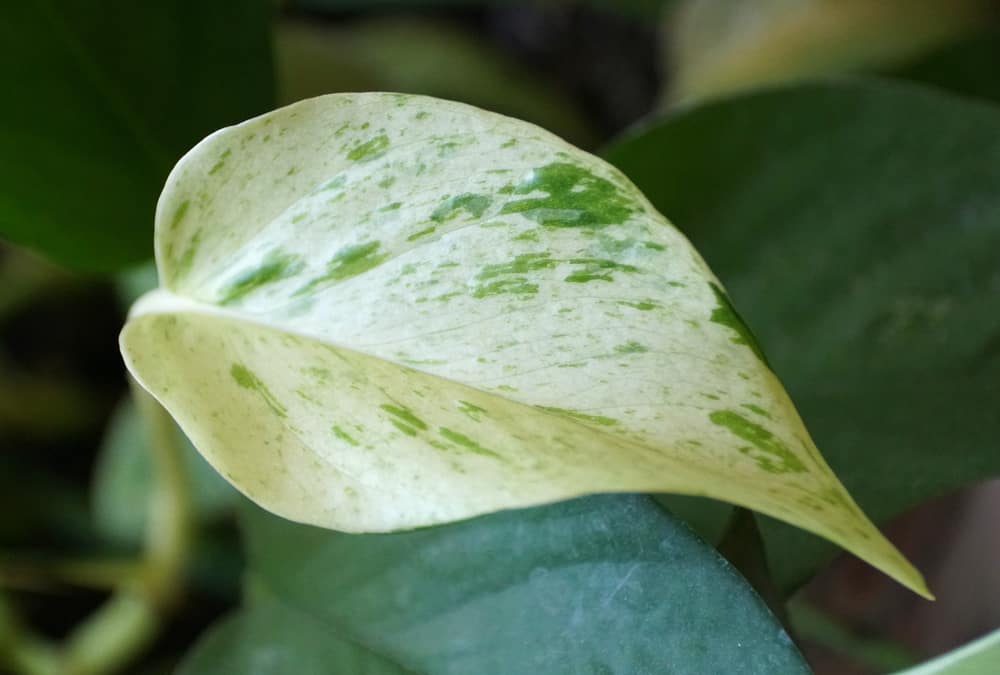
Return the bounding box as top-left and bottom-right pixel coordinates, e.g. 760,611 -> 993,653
605,79 -> 1000,592
667,0 -> 992,103
0,0 -> 273,272
275,18 -> 597,147
891,627 -> 1000,675
92,397 -> 237,546
120,92 -> 925,595
182,494 -> 809,674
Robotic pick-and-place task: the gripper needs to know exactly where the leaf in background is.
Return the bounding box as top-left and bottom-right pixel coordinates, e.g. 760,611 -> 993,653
178,598 -> 410,675
119,92 -> 926,595
895,32 -> 1000,106
667,0 -> 993,103
92,397 -> 237,546
179,495 -> 810,674
0,0 -> 273,272
275,18 -> 597,148
290,0 -> 670,18
605,79 -> 1000,592
890,626 -> 1000,675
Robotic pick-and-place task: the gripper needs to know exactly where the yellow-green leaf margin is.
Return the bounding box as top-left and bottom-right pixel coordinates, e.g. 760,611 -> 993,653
120,93 -> 929,598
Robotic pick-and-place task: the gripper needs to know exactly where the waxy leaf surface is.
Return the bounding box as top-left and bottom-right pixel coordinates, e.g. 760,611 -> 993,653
120,93 -> 925,595
181,495 -> 809,675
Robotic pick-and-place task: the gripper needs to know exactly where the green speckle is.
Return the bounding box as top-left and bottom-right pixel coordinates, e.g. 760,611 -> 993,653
415,111 -> 431,120
380,404 -> 427,432
709,410 -> 804,474
296,242 -> 387,295
170,200 -> 190,230
709,283 -> 769,366
538,406 -> 617,427
407,225 -> 437,242
332,425 -> 359,446
230,364 -> 287,418
741,403 -> 773,420
378,176 -> 396,189
478,252 -> 555,279
220,251 -> 304,305
208,148 -> 232,175
513,229 -> 540,242
173,229 -> 203,279
564,258 -> 638,283
431,193 -> 492,223
347,134 -> 390,162
500,139 -> 517,148
390,420 -> 418,436
439,427 -> 502,460
457,400 -> 486,420
614,341 -> 648,354
619,300 -> 659,311
500,162 -> 634,228
291,213 -> 307,224
379,201 -> 402,212
473,279 -> 538,299
472,252 -> 554,299
317,175 -> 346,192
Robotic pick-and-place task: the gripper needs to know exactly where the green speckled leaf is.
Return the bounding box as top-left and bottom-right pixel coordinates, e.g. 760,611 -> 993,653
120,92 -> 926,596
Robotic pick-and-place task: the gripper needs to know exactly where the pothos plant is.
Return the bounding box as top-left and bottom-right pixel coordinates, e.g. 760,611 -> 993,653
114,91 -> 917,673
4,2 -> 1000,674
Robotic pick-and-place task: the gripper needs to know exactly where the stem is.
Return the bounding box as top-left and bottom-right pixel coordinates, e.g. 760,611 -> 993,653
0,591 -> 60,675
57,382 -> 192,675
716,508 -> 790,629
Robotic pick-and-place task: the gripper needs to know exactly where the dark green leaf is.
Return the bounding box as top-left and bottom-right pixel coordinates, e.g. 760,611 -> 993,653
606,79 -> 1000,592
0,0 -> 273,272
233,494 -> 809,674
895,32 -> 1000,105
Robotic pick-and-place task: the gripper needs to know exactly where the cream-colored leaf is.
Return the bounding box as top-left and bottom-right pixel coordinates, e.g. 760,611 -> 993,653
120,93 -> 928,597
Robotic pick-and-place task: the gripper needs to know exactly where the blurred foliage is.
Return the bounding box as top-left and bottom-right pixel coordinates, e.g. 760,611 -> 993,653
275,17 -> 598,146
0,0 -> 274,272
606,80 -> 1000,591
666,0 -> 995,103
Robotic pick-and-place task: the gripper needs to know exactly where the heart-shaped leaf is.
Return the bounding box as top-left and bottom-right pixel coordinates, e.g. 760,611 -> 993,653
605,79 -> 1000,592
119,92 -> 926,595
180,495 -> 810,675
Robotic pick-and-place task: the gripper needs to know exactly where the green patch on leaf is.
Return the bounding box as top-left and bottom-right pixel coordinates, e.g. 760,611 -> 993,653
439,427 -> 503,460
709,410 -> 804,474
500,162 -> 634,228
431,193 -> 492,222
709,283 -> 769,366
230,363 -> 287,418
220,251 -> 304,305
347,133 -> 390,162
296,241 -> 386,295
538,406 -> 618,427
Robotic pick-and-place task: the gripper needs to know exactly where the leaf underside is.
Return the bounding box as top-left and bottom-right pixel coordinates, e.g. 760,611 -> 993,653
120,92 -> 926,596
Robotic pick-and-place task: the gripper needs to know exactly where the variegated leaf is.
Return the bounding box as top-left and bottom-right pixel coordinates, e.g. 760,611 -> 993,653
120,93 -> 928,597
